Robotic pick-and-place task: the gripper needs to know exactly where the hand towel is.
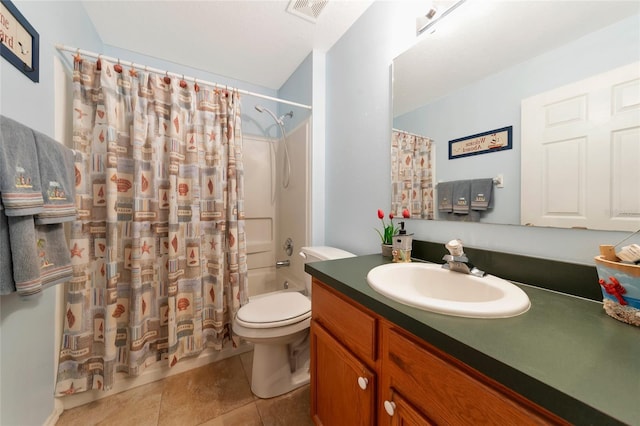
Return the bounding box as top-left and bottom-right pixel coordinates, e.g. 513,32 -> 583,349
7,215 -> 42,296
437,181 -> 453,213
452,180 -> 471,215
0,205 -> 16,295
0,115 -> 44,216
470,178 -> 494,211
32,129 -> 77,224
36,224 -> 72,288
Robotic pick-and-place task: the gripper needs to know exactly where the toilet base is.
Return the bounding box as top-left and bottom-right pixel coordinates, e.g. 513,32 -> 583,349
250,335 -> 310,399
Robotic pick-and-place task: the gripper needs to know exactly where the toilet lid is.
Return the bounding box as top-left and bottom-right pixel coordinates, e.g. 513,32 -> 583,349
236,292 -> 311,328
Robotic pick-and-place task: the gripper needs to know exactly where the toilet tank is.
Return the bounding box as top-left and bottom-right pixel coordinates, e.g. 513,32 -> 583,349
299,246 -> 356,295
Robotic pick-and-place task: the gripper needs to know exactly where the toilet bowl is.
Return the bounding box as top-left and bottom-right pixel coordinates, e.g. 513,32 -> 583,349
232,246 -> 355,398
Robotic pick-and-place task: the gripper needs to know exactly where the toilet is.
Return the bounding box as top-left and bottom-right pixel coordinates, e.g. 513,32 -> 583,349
232,246 -> 356,398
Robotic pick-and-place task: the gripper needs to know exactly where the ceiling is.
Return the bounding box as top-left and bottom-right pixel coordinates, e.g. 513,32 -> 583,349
393,0 -> 640,116
81,0 -> 374,91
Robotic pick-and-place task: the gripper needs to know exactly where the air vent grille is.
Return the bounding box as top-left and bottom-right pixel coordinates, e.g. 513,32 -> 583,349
287,0 -> 329,23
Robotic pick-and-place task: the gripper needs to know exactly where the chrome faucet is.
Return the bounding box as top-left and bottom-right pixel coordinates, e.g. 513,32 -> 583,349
442,239 -> 486,277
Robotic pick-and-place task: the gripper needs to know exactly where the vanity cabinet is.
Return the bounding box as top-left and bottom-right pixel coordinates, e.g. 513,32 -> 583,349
310,279 -> 378,425
310,278 -> 567,426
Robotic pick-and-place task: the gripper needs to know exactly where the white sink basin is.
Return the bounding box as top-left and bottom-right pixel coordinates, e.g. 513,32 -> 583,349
366,263 -> 530,318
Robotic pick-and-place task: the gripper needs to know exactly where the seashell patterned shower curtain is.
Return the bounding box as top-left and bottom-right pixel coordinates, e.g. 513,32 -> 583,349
55,58 -> 248,395
391,130 -> 434,219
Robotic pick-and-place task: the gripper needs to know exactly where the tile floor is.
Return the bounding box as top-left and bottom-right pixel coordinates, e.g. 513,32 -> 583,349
56,351 -> 314,426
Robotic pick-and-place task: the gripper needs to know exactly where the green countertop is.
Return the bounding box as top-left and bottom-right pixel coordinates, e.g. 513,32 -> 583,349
306,254 -> 639,426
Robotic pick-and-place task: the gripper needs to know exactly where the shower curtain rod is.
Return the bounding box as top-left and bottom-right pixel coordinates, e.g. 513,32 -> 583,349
55,44 -> 312,110
392,128 -> 432,139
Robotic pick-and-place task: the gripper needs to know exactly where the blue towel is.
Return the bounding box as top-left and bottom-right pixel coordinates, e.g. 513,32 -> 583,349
0,205 -> 16,295
471,178 -> 494,211
0,116 -> 44,216
32,129 -> 77,224
452,180 -> 471,214
7,215 -> 42,296
437,181 -> 454,213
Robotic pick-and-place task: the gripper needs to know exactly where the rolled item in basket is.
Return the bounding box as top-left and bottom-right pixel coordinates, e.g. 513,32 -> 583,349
617,244 -> 640,263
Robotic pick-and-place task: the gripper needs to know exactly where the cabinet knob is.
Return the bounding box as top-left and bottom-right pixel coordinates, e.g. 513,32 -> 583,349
357,377 -> 368,390
384,400 -> 396,416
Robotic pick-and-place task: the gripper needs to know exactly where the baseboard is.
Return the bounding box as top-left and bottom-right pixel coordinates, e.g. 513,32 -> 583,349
43,398 -> 64,426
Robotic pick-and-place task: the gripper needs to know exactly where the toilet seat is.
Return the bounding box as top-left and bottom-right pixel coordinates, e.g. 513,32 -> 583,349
235,292 -> 311,329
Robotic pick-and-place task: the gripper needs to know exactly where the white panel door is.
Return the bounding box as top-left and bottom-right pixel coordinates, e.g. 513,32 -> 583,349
521,62 -> 640,231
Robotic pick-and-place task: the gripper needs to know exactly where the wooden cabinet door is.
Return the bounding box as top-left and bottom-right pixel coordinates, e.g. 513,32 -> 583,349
310,320 -> 376,426
382,324 -> 565,425
385,391 -> 435,426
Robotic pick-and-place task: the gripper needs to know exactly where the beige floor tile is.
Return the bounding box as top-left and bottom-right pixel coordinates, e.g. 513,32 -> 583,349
197,402 -> 263,426
157,356 -> 254,426
255,385 -> 313,426
57,380 -> 164,426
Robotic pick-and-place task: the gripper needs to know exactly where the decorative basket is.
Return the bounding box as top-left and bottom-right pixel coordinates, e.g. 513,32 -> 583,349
593,255 -> 640,327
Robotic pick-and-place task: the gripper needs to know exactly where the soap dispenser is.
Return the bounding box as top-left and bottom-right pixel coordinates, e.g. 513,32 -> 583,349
392,221 -> 413,263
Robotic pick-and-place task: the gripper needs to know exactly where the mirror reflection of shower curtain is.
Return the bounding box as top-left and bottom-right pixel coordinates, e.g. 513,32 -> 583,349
55,57 -> 248,396
391,129 -> 435,219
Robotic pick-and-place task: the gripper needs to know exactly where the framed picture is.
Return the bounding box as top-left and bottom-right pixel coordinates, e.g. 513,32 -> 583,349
1,0 -> 39,82
449,126 -> 512,160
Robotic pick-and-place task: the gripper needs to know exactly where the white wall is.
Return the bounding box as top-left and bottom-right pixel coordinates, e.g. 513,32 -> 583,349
324,1 -> 637,266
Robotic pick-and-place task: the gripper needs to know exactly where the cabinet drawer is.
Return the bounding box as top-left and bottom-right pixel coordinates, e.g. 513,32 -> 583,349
384,325 -> 564,425
312,279 -> 377,365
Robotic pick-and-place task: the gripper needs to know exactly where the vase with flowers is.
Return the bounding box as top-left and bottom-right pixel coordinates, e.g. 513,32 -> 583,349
376,208 -> 410,257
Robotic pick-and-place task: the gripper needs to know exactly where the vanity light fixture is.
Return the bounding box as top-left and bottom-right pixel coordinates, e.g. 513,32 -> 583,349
416,0 -> 467,36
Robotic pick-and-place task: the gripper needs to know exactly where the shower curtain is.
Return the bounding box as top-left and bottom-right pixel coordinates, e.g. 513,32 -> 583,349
391,130 -> 434,219
55,58 -> 248,395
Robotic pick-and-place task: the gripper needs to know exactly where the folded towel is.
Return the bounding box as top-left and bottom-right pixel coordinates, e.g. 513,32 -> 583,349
470,178 -> 494,211
33,129 -> 77,224
0,116 -> 44,216
7,215 -> 42,296
452,180 -> 471,214
0,206 -> 16,295
36,224 -> 72,288
437,181 -> 454,213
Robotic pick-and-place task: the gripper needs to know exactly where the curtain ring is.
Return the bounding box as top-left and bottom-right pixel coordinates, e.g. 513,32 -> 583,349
129,62 -> 137,77
163,71 -> 171,85
194,78 -> 200,93
96,54 -> 102,71
180,74 -> 187,88
114,58 -> 123,74
73,48 -> 82,64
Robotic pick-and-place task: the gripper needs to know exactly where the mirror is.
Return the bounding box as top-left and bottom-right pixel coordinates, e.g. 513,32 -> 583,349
392,1 -> 640,230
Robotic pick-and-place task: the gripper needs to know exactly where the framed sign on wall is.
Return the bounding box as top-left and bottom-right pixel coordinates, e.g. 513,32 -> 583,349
1,0 -> 39,82
448,126 -> 513,160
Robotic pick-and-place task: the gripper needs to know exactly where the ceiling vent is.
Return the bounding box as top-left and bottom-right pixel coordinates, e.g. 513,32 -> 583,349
287,0 -> 329,23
